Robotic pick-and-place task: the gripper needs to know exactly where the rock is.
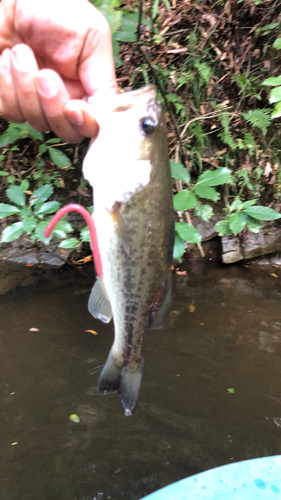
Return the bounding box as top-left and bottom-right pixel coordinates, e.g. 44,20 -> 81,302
0,235 -> 73,268
0,236 -> 74,294
221,235 -> 243,264
250,252 -> 281,267
0,259 -> 43,295
222,222 -> 281,264
193,215 -> 218,241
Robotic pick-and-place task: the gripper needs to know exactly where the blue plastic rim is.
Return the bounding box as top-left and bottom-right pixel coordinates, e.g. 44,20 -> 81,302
144,456 -> 281,499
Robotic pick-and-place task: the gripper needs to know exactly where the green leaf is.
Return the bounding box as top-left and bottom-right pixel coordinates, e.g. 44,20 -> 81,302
215,220 -> 232,236
1,221 -> 24,242
243,132 -> 255,155
242,109 -> 271,135
34,220 -> 52,244
59,238 -> 80,248
272,102 -> 281,119
269,86 -> 281,104
273,38 -> 281,49
0,203 -> 21,218
167,93 -> 178,103
54,220 -> 74,233
194,203 -> 213,222
22,216 -> 37,233
39,143 -> 47,155
0,124 -> 23,147
241,199 -> 258,209
80,226 -> 91,242
0,171 -> 8,176
152,0 -> 159,19
7,185 -> 26,206
175,222 -> 201,244
20,179 -> 30,192
173,233 -> 185,261
122,13 -> 137,31
262,76 -> 281,86
260,22 -> 279,32
30,184 -> 53,206
48,147 -> 71,168
230,197 -> 244,212
227,388 -> 234,394
26,123 -> 43,141
34,200 -> 61,215
52,229 -> 67,239
170,160 -> 190,183
114,55 -> 123,68
69,414 -> 80,423
194,185 -> 220,202
87,206 -> 94,215
21,207 -> 32,218
245,215 -> 263,233
229,212 -> 247,235
162,0 -> 171,11
114,31 -> 137,42
173,190 -> 197,211
46,138 -> 62,144
196,167 -> 232,187
243,206 -> 281,221
141,16 -> 153,29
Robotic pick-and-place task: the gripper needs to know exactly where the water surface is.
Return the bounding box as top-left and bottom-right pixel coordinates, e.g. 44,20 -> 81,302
1,263 -> 281,499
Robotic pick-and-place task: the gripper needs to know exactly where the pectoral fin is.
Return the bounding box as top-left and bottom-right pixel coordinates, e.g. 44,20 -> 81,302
88,277 -> 112,323
150,276 -> 172,330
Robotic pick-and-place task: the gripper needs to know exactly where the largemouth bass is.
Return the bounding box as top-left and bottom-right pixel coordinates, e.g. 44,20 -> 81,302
83,85 -> 174,416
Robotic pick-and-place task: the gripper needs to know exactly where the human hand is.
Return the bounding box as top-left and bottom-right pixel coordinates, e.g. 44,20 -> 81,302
0,0 -> 117,142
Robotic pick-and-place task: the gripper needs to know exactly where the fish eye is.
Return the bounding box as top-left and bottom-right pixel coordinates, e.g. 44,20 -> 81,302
140,117 -> 157,136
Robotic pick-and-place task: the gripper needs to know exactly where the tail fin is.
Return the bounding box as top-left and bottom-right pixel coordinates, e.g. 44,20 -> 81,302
118,358 -> 144,416
98,349 -> 122,393
98,348 -> 143,416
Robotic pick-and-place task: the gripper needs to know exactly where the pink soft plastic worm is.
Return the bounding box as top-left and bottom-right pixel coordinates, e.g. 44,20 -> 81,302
43,203 -> 102,277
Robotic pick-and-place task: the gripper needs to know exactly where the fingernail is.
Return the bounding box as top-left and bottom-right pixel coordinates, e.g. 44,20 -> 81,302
66,102 -> 84,127
67,109 -> 84,127
2,49 -> 11,69
11,45 -> 31,72
38,73 -> 58,99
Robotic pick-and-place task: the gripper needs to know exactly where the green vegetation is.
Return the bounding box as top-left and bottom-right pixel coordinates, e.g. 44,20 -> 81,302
0,179 -> 92,249
1,0 -> 281,263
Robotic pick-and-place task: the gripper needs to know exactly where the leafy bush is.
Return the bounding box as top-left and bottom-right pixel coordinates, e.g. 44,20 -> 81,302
0,183 -> 70,244
215,197 -> 281,236
171,161 -> 232,260
0,181 -> 92,249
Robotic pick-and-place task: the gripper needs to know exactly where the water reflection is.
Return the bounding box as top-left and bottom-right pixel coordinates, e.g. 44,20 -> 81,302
1,263 -> 281,499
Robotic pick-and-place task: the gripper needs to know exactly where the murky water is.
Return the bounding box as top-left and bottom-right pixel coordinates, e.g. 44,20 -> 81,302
1,262 -> 281,500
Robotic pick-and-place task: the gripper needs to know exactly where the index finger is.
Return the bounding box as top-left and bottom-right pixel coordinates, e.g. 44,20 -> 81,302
78,7 -> 117,97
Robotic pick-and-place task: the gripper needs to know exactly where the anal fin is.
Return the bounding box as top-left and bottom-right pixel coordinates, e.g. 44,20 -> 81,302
88,277 -> 112,323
